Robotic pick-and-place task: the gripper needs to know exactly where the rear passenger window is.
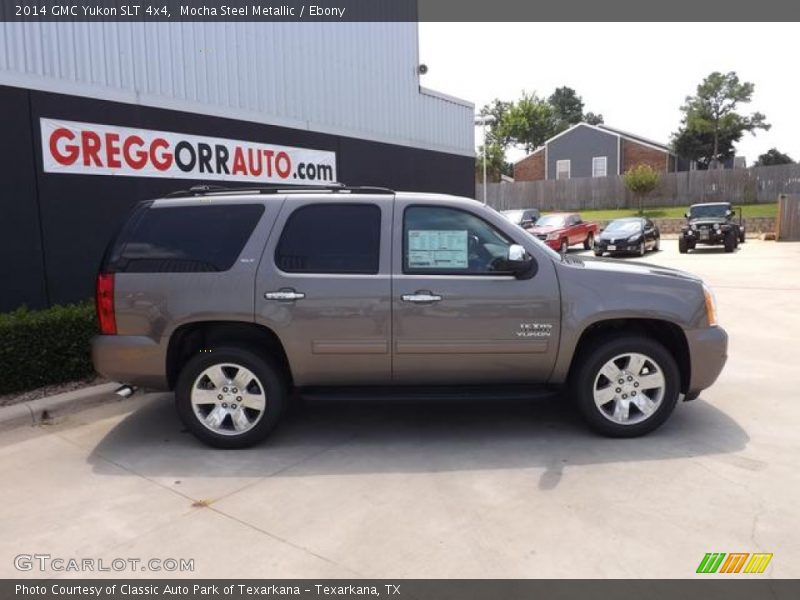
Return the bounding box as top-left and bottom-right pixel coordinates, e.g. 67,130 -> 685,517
108,204 -> 263,273
275,204 -> 380,274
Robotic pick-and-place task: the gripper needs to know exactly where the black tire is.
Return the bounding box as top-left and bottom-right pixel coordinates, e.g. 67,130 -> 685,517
593,249 -> 603,257
739,230 -> 746,244
654,237 -> 660,252
175,346 -> 287,449
637,241 -> 646,257
570,335 -> 681,438
559,239 -> 568,255
678,237 -> 688,254
583,233 -> 594,250
724,231 -> 736,253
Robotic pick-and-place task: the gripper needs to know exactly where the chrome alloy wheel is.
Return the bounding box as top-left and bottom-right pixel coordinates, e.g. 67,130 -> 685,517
592,352 -> 666,425
191,363 -> 267,436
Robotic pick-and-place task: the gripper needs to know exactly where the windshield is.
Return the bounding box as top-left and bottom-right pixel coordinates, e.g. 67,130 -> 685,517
535,215 -> 566,228
605,220 -> 642,233
501,210 -> 524,222
690,205 -> 730,219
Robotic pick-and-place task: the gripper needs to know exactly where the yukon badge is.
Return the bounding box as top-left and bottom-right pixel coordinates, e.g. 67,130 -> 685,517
517,323 -> 553,337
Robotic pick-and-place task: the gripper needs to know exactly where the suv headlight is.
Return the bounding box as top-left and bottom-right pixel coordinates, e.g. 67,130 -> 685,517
546,233 -> 559,240
703,283 -> 718,327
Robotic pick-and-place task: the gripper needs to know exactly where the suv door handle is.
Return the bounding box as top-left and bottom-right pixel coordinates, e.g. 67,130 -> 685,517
264,289 -> 305,302
401,291 -> 442,304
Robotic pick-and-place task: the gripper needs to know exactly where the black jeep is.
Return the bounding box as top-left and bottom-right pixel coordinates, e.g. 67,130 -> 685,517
678,202 -> 746,254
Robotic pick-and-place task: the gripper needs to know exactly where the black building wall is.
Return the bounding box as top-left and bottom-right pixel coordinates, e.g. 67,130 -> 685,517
0,85 -> 474,311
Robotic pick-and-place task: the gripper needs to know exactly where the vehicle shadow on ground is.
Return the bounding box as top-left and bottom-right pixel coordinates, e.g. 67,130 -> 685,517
86,392 -> 748,490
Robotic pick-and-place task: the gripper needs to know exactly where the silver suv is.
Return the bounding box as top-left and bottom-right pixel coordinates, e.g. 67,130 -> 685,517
92,185 -> 728,448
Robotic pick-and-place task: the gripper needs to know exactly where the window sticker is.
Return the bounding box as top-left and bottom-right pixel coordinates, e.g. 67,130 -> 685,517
408,230 -> 468,269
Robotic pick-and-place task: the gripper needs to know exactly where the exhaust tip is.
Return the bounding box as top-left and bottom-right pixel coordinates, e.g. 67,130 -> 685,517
114,385 -> 136,398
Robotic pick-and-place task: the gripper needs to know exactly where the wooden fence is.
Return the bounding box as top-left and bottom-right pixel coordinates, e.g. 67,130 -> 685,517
476,163 -> 800,211
777,194 -> 800,241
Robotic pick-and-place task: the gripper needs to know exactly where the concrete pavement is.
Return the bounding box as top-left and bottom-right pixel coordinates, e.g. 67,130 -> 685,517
2,240 -> 799,579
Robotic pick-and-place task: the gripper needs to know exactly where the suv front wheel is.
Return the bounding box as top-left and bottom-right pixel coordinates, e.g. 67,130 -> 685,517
571,335 -> 680,437
175,347 -> 287,448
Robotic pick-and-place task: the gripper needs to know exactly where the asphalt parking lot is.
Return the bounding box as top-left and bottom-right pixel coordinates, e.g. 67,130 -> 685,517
2,239 -> 799,579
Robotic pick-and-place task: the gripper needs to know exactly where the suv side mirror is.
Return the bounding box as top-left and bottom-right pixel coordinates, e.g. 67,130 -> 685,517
504,244 -> 535,278
725,210 -> 733,217
684,211 -> 691,218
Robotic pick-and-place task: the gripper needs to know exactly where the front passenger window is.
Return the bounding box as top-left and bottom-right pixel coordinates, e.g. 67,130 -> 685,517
404,206 -> 513,275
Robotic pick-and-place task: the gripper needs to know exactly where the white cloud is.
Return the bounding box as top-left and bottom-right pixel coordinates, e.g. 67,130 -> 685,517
419,22 -> 799,164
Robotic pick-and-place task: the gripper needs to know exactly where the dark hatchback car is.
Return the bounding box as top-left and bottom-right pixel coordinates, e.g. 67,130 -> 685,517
501,208 -> 540,228
594,217 -> 660,257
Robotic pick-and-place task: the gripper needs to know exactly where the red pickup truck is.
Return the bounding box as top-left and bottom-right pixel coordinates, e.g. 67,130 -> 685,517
525,212 -> 598,253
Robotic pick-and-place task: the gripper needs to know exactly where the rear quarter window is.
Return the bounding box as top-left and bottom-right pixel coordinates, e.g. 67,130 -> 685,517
106,204 -> 264,273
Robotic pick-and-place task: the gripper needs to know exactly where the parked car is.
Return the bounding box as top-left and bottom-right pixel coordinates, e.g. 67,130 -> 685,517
679,202 -> 746,254
526,213 -> 598,254
93,184 -> 727,448
501,208 -> 540,228
594,217 -> 660,257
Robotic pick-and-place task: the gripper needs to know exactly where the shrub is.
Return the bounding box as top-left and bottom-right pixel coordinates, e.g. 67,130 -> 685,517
0,301 -> 97,394
623,164 -> 661,215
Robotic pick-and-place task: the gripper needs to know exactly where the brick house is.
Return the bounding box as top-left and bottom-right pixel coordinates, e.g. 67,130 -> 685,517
513,123 -> 690,181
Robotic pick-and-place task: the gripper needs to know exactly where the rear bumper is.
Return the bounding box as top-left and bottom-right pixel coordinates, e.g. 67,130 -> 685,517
91,335 -> 169,390
685,326 -> 728,397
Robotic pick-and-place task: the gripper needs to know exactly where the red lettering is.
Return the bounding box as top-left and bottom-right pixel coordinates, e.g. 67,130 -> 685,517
275,151 -> 291,178
122,135 -> 148,169
247,148 -> 263,176
231,147 -> 247,175
49,128 -> 79,166
150,138 -> 173,171
105,133 -> 122,168
263,150 -> 274,177
81,131 -> 103,167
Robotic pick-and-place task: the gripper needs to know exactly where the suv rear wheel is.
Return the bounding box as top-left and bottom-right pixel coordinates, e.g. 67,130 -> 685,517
570,335 -> 680,437
175,347 -> 286,448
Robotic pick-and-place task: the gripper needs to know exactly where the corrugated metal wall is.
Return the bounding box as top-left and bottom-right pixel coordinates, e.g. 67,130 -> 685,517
0,22 -> 473,156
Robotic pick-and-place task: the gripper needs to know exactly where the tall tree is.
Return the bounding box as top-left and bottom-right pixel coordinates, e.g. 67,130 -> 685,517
753,148 -> 794,167
475,143 -> 509,183
584,112 -> 604,126
548,86 -> 584,130
478,99 -> 514,148
504,91 -> 556,153
548,86 -> 604,131
672,71 -> 769,169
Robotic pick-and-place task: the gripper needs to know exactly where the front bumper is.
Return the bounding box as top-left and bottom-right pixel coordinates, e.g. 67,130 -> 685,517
595,240 -> 641,253
92,335 -> 169,390
685,326 -> 728,397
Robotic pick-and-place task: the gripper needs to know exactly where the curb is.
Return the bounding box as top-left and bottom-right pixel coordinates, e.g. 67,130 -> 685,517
0,382 -> 122,432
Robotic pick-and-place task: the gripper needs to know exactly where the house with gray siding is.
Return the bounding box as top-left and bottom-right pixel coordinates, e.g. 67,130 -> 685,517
514,122 -> 687,182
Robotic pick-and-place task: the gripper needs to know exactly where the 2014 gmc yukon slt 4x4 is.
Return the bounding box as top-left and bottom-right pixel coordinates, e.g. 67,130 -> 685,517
92,185 -> 728,448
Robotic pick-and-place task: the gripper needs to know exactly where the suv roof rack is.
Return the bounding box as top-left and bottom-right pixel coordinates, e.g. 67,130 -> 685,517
164,183 -> 395,198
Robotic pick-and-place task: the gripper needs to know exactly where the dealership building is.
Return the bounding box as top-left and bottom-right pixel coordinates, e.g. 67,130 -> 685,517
0,21 -> 474,311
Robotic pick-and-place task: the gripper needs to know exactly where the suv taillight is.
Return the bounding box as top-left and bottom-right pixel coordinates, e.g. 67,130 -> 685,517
96,273 -> 117,335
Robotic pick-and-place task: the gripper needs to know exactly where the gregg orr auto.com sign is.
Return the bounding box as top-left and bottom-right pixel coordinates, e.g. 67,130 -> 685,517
41,118 -> 337,184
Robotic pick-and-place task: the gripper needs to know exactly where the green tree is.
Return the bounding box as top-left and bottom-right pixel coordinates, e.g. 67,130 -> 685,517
753,148 -> 794,167
584,111 -> 604,125
623,164 -> 660,215
548,86 -> 584,130
504,91 -> 556,153
478,99 -> 514,148
475,143 -> 508,183
672,71 -> 769,169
